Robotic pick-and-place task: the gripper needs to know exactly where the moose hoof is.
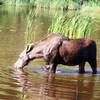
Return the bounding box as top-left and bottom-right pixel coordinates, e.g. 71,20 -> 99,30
79,70 -> 85,74
42,65 -> 50,71
92,71 -> 97,74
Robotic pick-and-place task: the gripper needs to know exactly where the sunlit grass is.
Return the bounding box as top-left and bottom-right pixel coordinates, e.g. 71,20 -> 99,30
81,0 -> 100,12
1,0 -> 35,5
2,0 -> 100,10
1,0 -> 79,9
7,0 -> 100,43
82,0 -> 100,7
25,9 -> 35,45
48,12 -> 93,38
49,0 -> 68,10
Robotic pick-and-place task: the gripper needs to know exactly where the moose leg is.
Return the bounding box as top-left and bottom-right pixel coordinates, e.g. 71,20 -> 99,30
43,38 -> 62,63
43,44 -> 59,72
79,62 -> 85,74
49,63 -> 57,73
42,64 -> 50,71
88,60 -> 97,74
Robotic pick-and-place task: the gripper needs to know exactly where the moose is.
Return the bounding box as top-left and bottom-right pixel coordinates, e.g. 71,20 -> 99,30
14,34 -> 97,74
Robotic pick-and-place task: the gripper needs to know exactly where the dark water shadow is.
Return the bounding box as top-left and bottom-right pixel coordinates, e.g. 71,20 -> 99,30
26,66 -> 100,75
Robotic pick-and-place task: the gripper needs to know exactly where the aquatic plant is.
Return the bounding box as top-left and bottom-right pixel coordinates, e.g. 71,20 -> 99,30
80,0 -> 100,16
82,0 -> 100,7
25,9 -> 35,45
48,12 -> 92,38
1,0 -> 79,9
2,0 -> 100,10
2,0 -> 36,5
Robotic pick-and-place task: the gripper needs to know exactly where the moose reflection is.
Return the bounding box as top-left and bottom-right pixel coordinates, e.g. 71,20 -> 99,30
13,69 -> 97,100
14,34 -> 97,74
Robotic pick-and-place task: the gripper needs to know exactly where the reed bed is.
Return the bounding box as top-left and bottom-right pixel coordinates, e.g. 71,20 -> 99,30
2,0 -> 100,10
1,0 -> 35,5
25,9 -> 35,45
3,0 -> 100,42
81,0 -> 100,16
1,0 -> 78,9
48,12 -> 93,38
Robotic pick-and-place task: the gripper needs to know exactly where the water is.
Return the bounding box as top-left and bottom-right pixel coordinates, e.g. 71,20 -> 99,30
0,6 -> 100,100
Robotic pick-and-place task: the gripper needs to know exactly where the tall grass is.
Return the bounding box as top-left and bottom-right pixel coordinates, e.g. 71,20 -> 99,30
80,0 -> 100,21
24,8 -> 66,45
82,0 -> 100,7
2,0 -> 100,10
48,12 -> 93,38
25,9 -> 35,45
1,0 -> 35,5
1,0 -> 79,9
81,0 -> 100,12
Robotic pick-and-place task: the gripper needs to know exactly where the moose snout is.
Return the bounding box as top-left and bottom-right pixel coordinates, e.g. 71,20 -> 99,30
14,60 -> 22,69
14,57 -> 29,69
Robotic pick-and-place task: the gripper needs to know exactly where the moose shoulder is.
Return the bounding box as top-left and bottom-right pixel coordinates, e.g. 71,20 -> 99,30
14,34 -> 97,74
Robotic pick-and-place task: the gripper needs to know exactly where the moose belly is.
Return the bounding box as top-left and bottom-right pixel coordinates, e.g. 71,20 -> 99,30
59,54 -> 87,66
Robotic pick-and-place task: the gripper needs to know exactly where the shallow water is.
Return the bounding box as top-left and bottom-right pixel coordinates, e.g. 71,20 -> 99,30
0,6 -> 100,100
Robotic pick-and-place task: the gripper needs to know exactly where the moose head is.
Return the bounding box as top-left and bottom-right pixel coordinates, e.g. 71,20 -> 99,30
14,44 -> 34,68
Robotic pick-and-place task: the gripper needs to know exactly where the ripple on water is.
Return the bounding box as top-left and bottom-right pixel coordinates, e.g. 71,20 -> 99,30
0,30 -> 2,32
0,67 -> 23,100
0,64 -> 100,100
1,67 -> 98,100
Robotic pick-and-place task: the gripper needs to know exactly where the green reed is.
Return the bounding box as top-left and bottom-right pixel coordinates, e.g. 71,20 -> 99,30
1,0 -> 79,9
48,12 -> 92,38
2,0 -> 35,5
82,0 -> 100,7
31,0 -> 78,9
2,0 -> 100,10
25,9 -> 35,45
80,0 -> 100,14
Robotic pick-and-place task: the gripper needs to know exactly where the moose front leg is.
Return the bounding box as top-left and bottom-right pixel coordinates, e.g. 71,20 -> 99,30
48,63 -> 57,73
43,40 -> 61,72
42,64 -> 50,71
42,63 -> 57,73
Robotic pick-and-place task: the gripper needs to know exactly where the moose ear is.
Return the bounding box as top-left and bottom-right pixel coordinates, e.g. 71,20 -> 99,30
26,43 -> 34,53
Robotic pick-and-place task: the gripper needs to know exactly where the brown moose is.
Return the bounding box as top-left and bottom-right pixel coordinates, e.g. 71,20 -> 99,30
14,34 -> 97,74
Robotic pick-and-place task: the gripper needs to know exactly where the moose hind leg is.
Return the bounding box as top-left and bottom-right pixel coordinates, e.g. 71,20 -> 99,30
88,60 -> 97,74
79,62 -> 85,74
